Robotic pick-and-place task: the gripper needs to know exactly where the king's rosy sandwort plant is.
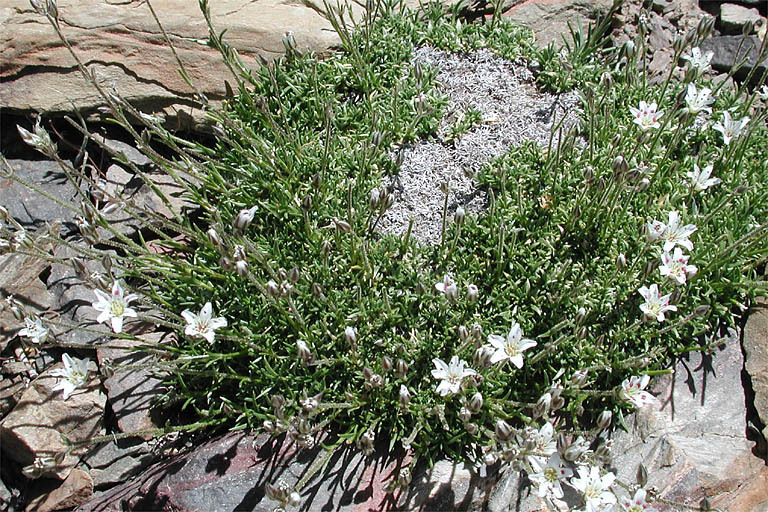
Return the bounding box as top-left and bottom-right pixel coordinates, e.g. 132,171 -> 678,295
2,0 -> 767,509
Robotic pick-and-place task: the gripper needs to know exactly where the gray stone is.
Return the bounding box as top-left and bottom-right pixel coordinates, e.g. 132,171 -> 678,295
96,332 -> 170,440
504,0 -> 614,48
76,432 -> 493,512
744,298 -> 768,444
26,469 -> 93,512
0,159 -> 80,234
720,3 -> 765,35
0,361 -> 105,480
82,438 -> 156,488
700,35 -> 768,83
88,135 -> 152,168
608,330 -> 768,511
647,12 -> 675,51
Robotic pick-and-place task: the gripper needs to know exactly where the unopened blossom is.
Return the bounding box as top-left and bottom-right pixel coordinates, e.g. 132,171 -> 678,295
570,465 -> 617,512
630,101 -> 663,131
435,274 -> 458,302
51,353 -> 90,400
713,111 -> 750,145
687,163 -> 720,192
684,83 -> 714,115
639,284 -> 677,322
92,281 -> 138,334
431,356 -> 476,396
487,322 -> 537,368
619,375 -> 657,408
659,211 -> 697,252
527,453 -> 573,499
682,47 -> 713,75
659,248 -> 698,285
181,302 -> 227,344
619,487 -> 657,512
18,317 -> 48,344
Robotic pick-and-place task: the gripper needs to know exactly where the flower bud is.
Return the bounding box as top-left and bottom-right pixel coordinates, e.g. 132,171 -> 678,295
557,433 -> 570,454
637,463 -> 648,487
471,323 -> 483,343
473,345 -> 493,368
563,436 -> 588,462
616,253 -> 626,271
673,34 -> 686,55
458,407 -> 472,423
466,284 -> 478,303
465,422 -> 479,435
623,39 -> 636,59
550,396 -> 565,411
301,194 -> 312,211
536,392 -> 552,412
611,155 -> 629,176
395,359 -> 409,379
369,188 -> 381,210
597,410 -> 613,430
397,468 -> 412,487
468,392 -> 483,413
289,266 -> 300,283
321,239 -> 331,257
694,304 -> 710,317
398,384 -> 411,407
743,19 -> 755,36
72,258 -> 88,280
454,206 -> 465,226
235,259 -> 249,277
495,419 -> 513,442
570,370 -> 587,388
206,228 -> 222,248
271,394 -> 286,411
296,340 -> 313,365
344,326 -> 358,345
333,218 -> 352,233
233,205 -> 258,232
267,280 -> 279,297
458,325 -> 469,342
381,355 -> 392,373
311,282 -> 324,299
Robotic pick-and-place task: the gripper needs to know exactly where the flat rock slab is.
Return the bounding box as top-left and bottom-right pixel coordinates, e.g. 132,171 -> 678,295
26,469 -> 94,512
700,35 -> 768,83
505,0 -> 614,48
77,431 -> 494,511
744,298 -> 768,445
0,362 -> 105,480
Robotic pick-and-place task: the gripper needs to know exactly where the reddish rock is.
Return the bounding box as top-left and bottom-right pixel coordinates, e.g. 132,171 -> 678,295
26,469 -> 93,512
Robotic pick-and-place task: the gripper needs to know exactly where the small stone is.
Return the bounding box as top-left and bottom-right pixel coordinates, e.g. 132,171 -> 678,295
97,333 -> 171,440
700,35 -> 768,83
0,362 -> 105,480
26,469 -> 93,512
0,375 -> 26,417
89,134 -> 153,168
720,4 -> 765,35
81,439 -> 155,489
647,12 -> 675,51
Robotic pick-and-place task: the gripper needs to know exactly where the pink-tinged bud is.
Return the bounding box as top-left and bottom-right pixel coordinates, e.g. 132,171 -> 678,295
381,355 -> 392,373
206,228 -> 222,248
233,205 -> 258,232
466,284 -> 479,303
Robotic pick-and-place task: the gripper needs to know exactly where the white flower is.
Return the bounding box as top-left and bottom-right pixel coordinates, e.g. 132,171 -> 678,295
619,487 -> 657,511
181,302 -> 228,344
527,422 -> 557,461
684,83 -> 714,115
757,84 -> 768,102
92,281 -> 138,334
713,111 -> 750,145
527,453 -> 573,499
570,465 -> 617,512
686,163 -> 720,192
629,101 -> 663,131
659,248 -> 698,285
487,322 -> 537,368
682,47 -> 713,75
431,356 -> 476,396
18,317 -> 48,344
639,284 -> 677,322
50,353 -> 90,400
645,220 -> 665,242
435,274 -> 458,302
619,375 -> 657,408
659,211 -> 697,252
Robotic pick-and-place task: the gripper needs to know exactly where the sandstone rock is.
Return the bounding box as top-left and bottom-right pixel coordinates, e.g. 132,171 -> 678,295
0,0 -> 387,130
26,469 -> 93,512
96,332 -> 170,440
647,12 -> 676,51
0,252 -> 54,353
505,0 -> 614,48
0,159 -> 80,235
0,360 -> 105,480
744,298 -> 768,445
720,3 -> 765,35
0,375 -> 26,417
76,431 -> 494,512
609,330 -> 768,511
700,35 -> 768,82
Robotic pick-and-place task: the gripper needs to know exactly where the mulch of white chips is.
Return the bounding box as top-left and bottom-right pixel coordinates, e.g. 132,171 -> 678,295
377,47 -> 580,245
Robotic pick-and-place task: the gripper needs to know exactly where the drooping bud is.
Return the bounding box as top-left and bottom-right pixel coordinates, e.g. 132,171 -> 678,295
72,258 -> 88,280
233,205 -> 258,232
694,304 -> 710,317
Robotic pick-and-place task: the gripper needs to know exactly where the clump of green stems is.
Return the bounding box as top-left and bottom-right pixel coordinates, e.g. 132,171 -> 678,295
6,0 -> 768,485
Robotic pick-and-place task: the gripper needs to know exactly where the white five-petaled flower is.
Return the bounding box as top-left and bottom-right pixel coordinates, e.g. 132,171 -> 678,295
571,465 -> 617,512
713,111 -> 750,145
687,163 -> 721,192
50,353 -> 90,400
431,356 -> 476,396
639,284 -> 677,322
181,302 -> 228,344
659,248 -> 698,285
619,487 -> 657,511
435,274 -> 458,302
487,322 -> 537,368
619,375 -> 657,408
527,453 -> 573,499
92,281 -> 138,334
682,47 -> 713,75
18,317 -> 48,344
526,422 -> 557,463
684,83 -> 714,115
645,219 -> 665,243
658,211 -> 697,252
629,101 -> 664,131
